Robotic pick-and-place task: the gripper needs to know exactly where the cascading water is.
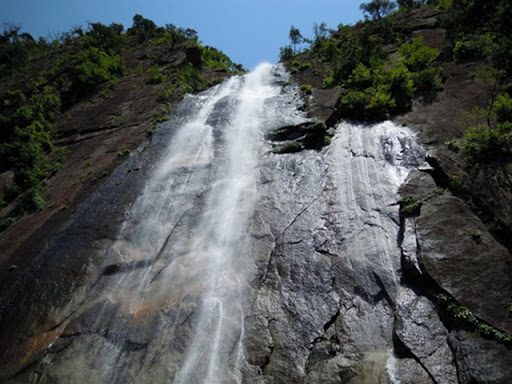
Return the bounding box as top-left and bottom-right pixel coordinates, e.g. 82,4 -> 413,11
16,63 -> 306,384
1,63 -> 431,384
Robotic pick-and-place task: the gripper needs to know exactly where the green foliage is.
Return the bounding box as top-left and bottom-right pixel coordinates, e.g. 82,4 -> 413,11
398,37 -> 439,71
288,59 -> 312,73
176,63 -> 207,92
312,22 -> 332,47
157,85 -> 176,103
462,122 -> 512,163
147,65 -> 167,84
494,93 -> 512,123
453,33 -> 498,62
388,64 -> 416,110
334,37 -> 438,120
0,85 -> 63,210
443,0 -> 512,76
0,24 -> 45,77
289,26 -> 308,53
339,60 -> 415,120
398,37 -> 440,91
469,229 -> 483,243
73,47 -> 124,90
85,22 -> 124,52
398,195 -> 423,216
459,93 -> 512,164
317,39 -> 340,62
360,0 -> 397,20
279,46 -> 294,61
445,138 -> 460,151
200,46 -> 244,73
435,293 -> 512,344
411,66 -> 441,92
127,14 -> 160,43
300,84 -> 313,95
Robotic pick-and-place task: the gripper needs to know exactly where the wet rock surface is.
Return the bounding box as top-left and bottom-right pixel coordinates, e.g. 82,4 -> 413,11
417,195 -> 512,333
449,330 -> 512,384
2,47 -> 512,383
395,287 -> 457,383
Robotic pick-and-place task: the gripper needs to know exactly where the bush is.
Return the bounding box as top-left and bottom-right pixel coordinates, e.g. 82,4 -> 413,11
339,60 -> 414,120
411,66 -> 441,92
398,37 -> 440,72
200,46 -> 244,73
462,122 -> 512,163
300,84 -> 314,95
317,39 -> 340,61
453,33 -> 498,62
176,63 -> 206,92
399,195 -> 423,216
279,46 -> 293,61
147,65 -> 167,84
74,47 -> 124,90
494,93 -> 512,123
388,64 -> 415,111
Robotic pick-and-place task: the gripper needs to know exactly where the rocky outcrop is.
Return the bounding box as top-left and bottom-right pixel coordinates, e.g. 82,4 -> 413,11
285,6 -> 512,382
0,39 -> 233,295
1,6 -> 512,383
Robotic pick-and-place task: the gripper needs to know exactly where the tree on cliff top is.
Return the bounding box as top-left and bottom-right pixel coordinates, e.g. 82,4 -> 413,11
360,0 -> 397,19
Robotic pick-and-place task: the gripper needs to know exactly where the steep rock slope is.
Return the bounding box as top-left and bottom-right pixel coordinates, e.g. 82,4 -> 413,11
284,7 -> 512,382
1,6 -> 512,384
0,22 -> 238,292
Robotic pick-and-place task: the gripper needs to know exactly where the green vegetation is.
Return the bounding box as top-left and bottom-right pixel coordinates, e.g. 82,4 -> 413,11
330,36 -> 439,121
300,84 -> 314,95
398,195 -> 423,216
147,65 -> 167,84
200,46 -> 244,73
360,0 -> 397,20
439,0 -> 512,165
435,293 -> 512,344
280,9 -> 441,122
0,14 -> 243,232
469,229 -> 483,244
461,93 -> 512,164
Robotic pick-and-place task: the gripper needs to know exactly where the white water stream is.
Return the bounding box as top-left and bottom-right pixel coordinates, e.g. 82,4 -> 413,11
23,64 -> 427,384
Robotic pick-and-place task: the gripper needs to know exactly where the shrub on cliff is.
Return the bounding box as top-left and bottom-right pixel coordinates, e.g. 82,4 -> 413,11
360,0 -> 397,20
462,93 -> 512,163
339,60 -> 414,121
73,47 -> 124,91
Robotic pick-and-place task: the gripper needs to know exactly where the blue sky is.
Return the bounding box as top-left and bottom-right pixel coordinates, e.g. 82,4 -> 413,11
1,0 -> 364,70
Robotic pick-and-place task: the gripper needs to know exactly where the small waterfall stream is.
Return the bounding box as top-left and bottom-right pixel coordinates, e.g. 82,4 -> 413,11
2,64 -> 430,384
26,63 -> 307,384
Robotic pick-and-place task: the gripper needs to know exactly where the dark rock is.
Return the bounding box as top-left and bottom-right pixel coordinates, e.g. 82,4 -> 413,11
395,286 -> 458,383
416,194 -> 512,333
185,46 -> 202,68
266,122 -> 331,153
449,329 -> 512,384
154,50 -> 187,67
63,299 -> 122,336
393,358 -> 435,384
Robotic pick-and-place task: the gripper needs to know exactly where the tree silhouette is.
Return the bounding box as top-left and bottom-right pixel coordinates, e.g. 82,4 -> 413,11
360,0 -> 396,20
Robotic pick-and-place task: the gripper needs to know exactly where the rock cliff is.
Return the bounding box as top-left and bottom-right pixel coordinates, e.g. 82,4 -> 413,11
0,7 -> 511,384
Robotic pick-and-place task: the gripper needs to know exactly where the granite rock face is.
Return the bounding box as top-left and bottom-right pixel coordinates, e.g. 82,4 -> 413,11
2,58 -> 512,384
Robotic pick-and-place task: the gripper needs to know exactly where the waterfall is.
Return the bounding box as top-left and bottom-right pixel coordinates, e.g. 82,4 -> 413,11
19,63 -> 306,384
2,64 -> 429,384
